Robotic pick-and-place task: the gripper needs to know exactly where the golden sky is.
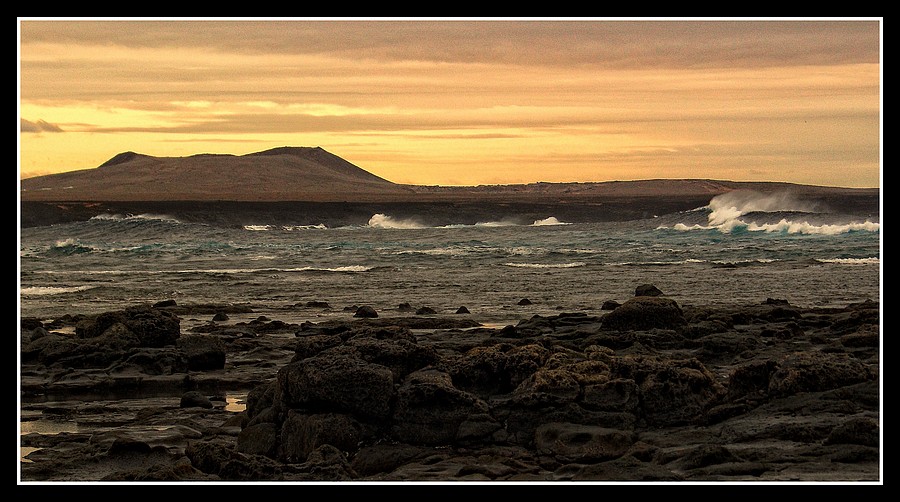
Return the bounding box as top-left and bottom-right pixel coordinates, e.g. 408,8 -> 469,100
17,18 -> 882,187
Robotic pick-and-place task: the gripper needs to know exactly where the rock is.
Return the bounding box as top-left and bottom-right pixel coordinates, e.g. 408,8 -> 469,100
600,300 -> 621,310
19,298 -> 882,483
824,416 -> 879,447
455,306 -> 470,314
75,306 -> 180,347
635,284 -> 664,297
600,296 -> 686,331
177,334 -> 226,371
235,422 -> 279,457
21,317 -> 44,331
768,351 -> 874,397
517,298 -> 533,306
279,411 -> 361,463
535,422 -> 636,462
354,306 -> 378,318
398,302 -> 414,312
391,368 -> 490,445
153,299 -> 177,308
212,313 -> 229,321
180,391 -> 213,408
305,301 -> 331,309
416,306 -> 437,315
275,347 -> 396,420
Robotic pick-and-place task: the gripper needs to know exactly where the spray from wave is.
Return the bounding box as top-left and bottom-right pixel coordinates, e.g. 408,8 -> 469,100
706,191 -> 819,227
367,214 -> 426,229
90,213 -> 181,224
663,190 -> 879,235
531,217 -> 571,226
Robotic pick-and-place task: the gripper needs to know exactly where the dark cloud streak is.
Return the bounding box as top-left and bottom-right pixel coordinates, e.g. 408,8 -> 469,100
19,19 -> 881,69
20,118 -> 63,133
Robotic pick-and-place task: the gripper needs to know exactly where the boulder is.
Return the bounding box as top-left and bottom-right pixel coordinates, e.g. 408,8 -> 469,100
600,297 -> 686,331
634,284 -> 664,297
354,306 -> 378,318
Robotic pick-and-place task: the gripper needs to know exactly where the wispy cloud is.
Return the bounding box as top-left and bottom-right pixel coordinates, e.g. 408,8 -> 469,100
20,118 -> 63,133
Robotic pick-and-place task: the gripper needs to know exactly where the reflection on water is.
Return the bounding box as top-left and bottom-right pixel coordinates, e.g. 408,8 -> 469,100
225,395 -> 247,412
20,418 -> 80,435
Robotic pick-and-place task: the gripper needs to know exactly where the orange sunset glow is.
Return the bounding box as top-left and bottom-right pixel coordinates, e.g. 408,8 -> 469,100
18,18 -> 882,188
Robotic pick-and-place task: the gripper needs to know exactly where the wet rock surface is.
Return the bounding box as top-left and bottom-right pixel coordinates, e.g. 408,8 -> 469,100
19,294 -> 881,483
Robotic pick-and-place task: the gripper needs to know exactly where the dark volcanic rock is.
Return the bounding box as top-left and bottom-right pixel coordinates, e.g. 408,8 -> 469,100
76,305 -> 181,347
354,306 -> 378,318
19,295 -> 881,483
634,284 -> 664,297
600,297 -> 687,331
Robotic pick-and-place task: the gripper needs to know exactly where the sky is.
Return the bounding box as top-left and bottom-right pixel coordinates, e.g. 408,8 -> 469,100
17,18 -> 882,188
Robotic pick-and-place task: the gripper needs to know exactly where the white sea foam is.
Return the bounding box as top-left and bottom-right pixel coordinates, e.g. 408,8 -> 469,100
195,265 -> 375,274
21,285 -> 96,296
744,219 -> 881,235
90,213 -> 181,223
503,262 -> 586,268
817,257 -> 880,265
395,248 -> 476,257
244,225 -> 272,231
367,214 -> 570,229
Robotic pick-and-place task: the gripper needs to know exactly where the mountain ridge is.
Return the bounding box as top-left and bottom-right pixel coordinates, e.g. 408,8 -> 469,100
20,146 -> 879,204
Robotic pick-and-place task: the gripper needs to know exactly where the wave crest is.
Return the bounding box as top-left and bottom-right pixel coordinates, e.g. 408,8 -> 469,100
660,190 -> 879,235
503,262 -> 586,268
367,214 -> 426,229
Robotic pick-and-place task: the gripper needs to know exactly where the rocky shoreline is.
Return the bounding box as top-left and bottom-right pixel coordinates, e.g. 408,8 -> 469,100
19,286 -> 881,483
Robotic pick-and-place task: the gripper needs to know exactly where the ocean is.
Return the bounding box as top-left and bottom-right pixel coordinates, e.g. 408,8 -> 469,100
19,191 -> 881,330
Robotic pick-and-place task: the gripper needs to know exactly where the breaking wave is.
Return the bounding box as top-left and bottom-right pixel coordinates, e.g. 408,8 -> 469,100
659,190 -> 879,235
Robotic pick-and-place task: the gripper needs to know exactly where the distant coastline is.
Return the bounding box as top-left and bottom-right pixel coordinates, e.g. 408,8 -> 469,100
19,147 -> 880,229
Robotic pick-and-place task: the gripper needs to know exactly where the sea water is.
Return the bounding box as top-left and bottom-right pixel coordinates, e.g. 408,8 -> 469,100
19,192 -> 881,329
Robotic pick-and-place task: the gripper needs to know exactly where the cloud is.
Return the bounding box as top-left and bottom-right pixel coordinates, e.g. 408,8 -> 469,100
21,118 -> 63,133
19,19 -> 881,70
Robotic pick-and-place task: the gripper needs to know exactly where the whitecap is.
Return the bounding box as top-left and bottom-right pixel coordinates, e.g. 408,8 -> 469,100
21,285 -> 96,296
503,262 -> 586,268
817,257 -> 880,265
